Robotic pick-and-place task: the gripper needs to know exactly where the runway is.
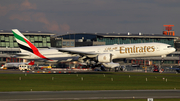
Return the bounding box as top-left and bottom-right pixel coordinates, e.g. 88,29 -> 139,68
0,90 -> 180,100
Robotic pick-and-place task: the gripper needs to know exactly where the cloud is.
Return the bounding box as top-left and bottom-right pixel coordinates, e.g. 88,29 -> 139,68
9,12 -> 70,33
33,13 -> 62,32
0,4 -> 16,16
20,0 -> 37,10
0,0 -> 36,17
9,12 -> 33,21
1,0 -> 71,33
60,23 -> 70,32
33,13 -> 49,24
44,22 -> 60,32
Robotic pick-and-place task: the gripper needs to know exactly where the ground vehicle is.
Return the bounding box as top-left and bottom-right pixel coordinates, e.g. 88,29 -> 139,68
19,65 -> 32,71
0,61 -> 34,69
153,64 -> 159,72
40,66 -> 52,70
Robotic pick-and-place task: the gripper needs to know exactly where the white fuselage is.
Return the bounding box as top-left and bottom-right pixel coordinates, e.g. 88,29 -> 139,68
16,42 -> 175,62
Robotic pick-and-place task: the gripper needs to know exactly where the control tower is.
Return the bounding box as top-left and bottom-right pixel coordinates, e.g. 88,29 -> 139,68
163,25 -> 175,36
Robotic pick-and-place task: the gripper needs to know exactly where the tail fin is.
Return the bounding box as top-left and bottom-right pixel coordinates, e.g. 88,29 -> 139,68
12,29 -> 51,60
12,29 -> 34,53
28,61 -> 35,65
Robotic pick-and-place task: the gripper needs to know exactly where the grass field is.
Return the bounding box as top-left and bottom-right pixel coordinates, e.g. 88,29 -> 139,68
0,72 -> 180,91
64,99 -> 180,101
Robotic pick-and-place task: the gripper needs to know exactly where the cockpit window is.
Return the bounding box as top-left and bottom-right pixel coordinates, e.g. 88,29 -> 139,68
167,46 -> 172,48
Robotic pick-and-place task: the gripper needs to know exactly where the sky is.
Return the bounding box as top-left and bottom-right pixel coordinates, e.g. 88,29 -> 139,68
0,0 -> 180,36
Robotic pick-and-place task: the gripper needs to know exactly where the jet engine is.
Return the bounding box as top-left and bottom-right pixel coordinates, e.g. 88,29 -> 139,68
97,53 -> 112,63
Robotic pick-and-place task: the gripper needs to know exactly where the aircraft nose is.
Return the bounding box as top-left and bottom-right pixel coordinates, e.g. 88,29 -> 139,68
167,47 -> 176,54
171,47 -> 176,53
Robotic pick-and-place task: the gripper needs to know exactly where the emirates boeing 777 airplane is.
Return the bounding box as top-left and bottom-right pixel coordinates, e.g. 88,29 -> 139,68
12,29 -> 175,66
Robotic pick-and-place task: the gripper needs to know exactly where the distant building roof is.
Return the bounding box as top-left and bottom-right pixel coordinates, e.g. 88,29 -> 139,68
58,32 -> 178,39
0,30 -> 55,35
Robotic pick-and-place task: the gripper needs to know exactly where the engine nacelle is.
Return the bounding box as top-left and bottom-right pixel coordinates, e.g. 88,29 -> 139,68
97,53 -> 112,63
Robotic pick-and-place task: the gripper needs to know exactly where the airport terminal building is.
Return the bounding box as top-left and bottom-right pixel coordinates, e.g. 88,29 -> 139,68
53,32 -> 177,47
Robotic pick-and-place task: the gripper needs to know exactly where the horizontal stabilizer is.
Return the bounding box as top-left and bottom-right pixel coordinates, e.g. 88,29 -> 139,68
13,53 -> 30,56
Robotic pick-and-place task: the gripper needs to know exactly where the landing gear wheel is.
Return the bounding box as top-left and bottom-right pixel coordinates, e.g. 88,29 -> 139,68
115,67 -> 119,72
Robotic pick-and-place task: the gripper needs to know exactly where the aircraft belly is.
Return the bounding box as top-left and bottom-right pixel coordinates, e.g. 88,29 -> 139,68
45,54 -> 78,60
48,56 -> 79,61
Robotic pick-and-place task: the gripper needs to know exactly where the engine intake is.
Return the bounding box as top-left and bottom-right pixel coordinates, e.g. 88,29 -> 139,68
97,53 -> 112,63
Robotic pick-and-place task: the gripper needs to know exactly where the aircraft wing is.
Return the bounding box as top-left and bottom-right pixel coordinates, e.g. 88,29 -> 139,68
57,48 -> 98,57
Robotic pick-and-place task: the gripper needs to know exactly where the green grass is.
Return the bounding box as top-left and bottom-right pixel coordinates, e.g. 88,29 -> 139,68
63,99 -> 180,101
0,72 -> 180,91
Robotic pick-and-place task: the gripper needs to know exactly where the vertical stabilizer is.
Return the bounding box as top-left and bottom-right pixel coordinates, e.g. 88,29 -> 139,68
28,61 -> 35,65
12,29 -> 51,60
12,29 -> 34,53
